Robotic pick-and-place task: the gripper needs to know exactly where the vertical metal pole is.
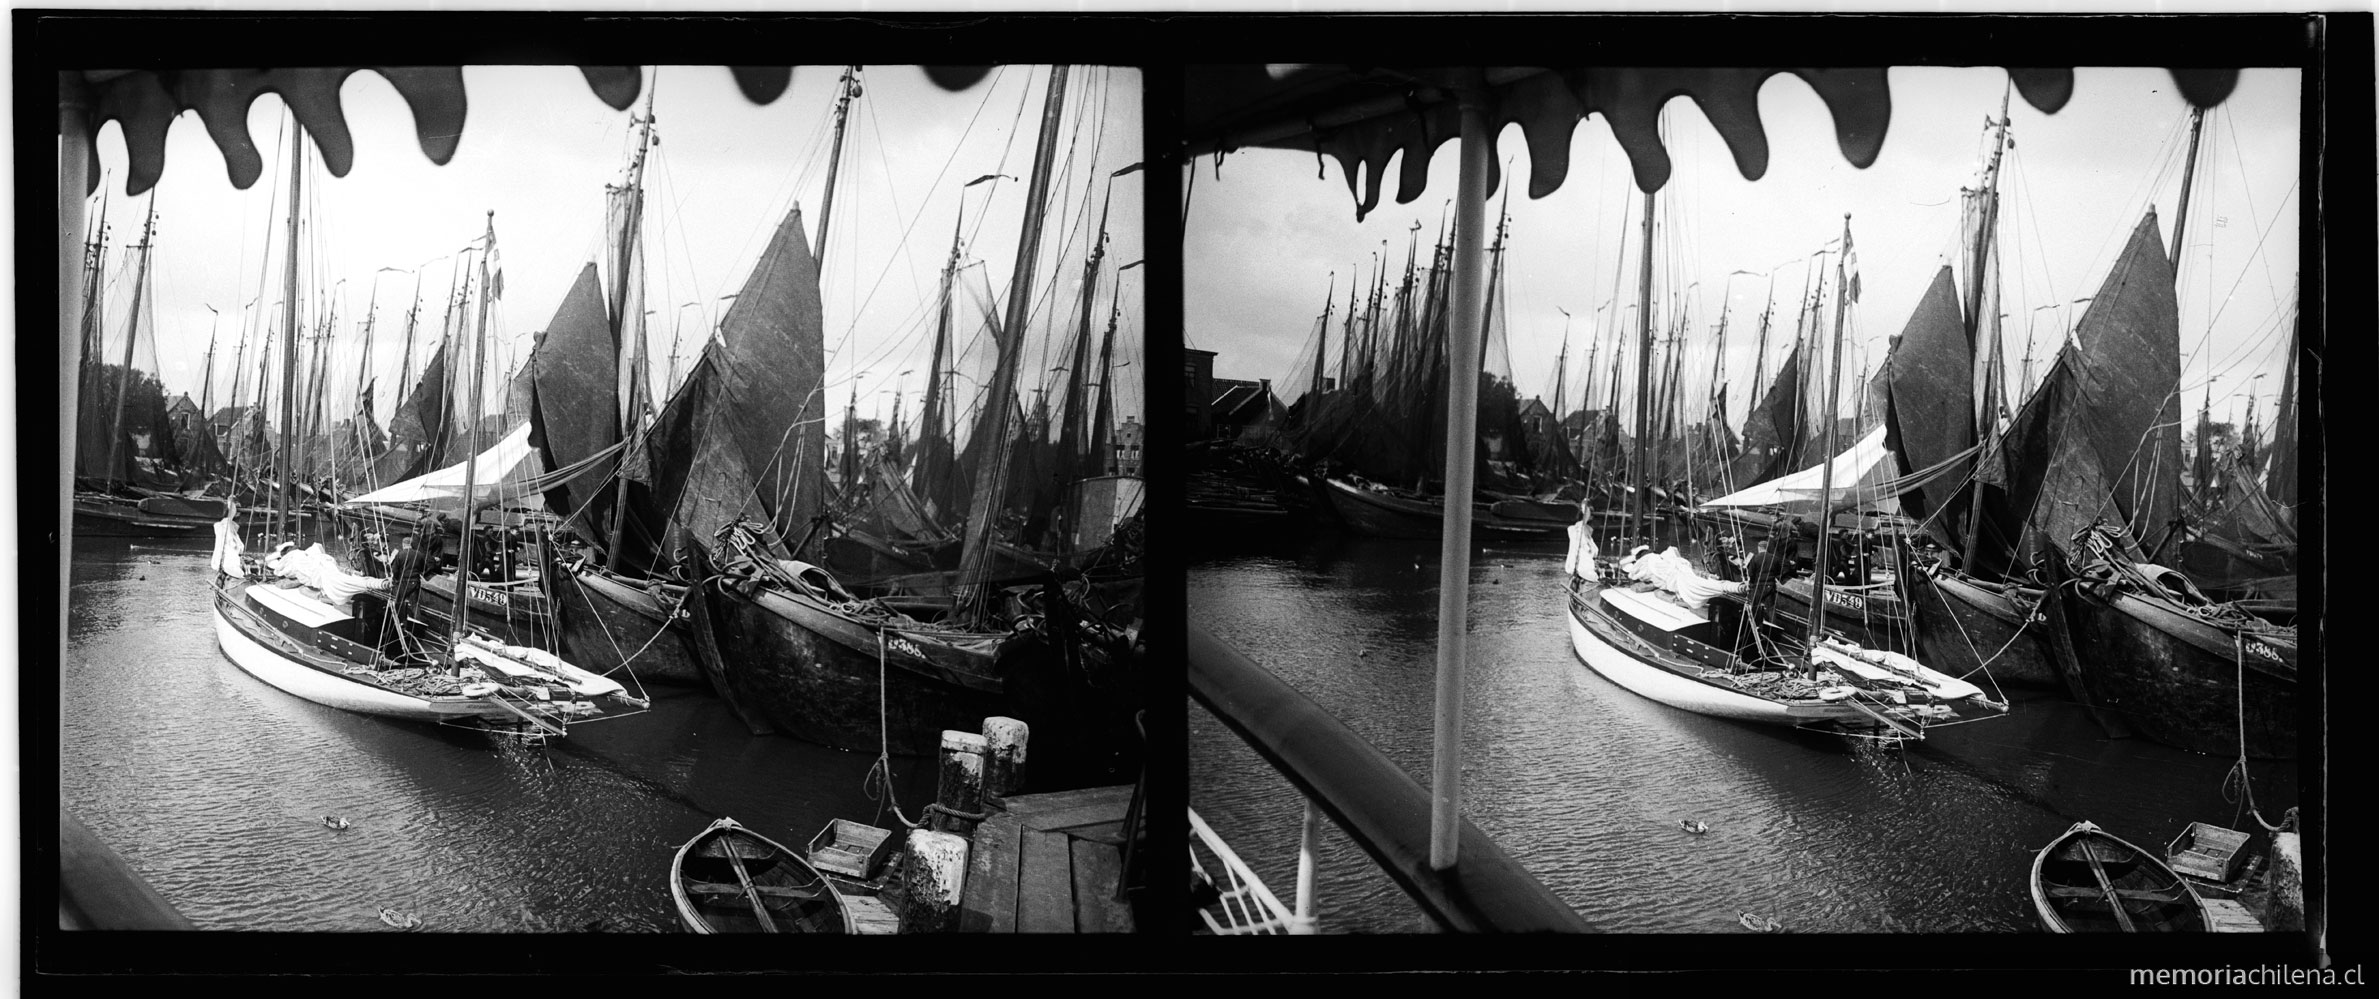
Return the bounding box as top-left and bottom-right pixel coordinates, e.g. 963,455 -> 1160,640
60,77 -> 91,684
1293,799 -> 1320,934
1428,81 -> 1488,872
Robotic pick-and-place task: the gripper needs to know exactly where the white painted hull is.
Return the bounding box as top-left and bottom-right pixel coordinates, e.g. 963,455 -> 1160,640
212,587 -> 509,722
1565,591 -> 1864,729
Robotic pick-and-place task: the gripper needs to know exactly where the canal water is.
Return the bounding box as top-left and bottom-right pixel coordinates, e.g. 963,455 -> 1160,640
1188,528 -> 2298,934
61,534 -> 939,932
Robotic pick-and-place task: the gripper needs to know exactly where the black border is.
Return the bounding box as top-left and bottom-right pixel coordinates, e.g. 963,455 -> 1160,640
15,7 -> 2365,981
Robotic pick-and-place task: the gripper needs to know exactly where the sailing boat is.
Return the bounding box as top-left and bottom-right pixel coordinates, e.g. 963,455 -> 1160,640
675,67 -> 1086,757
1293,199 -> 1577,541
1917,94 -> 2297,757
210,119 -> 642,738
73,197 -> 227,537
1566,196 -> 2001,740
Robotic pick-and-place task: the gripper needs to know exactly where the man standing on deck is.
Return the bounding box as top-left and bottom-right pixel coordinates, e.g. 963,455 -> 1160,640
1743,536 -> 1785,632
386,532 -> 435,626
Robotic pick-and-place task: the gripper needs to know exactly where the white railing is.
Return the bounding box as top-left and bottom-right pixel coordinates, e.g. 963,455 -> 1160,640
1189,804 -> 1318,934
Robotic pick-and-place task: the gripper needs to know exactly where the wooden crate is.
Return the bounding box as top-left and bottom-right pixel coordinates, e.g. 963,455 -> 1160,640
2168,822 -> 2253,883
807,819 -> 895,880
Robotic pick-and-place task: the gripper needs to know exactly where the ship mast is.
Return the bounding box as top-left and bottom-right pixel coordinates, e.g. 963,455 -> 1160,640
273,120 -> 305,542
105,198 -> 159,489
1957,86 -> 2014,572
1809,215 -> 1854,641
813,66 -> 862,266
606,82 -> 659,563
954,65 -> 1069,620
450,213 -> 498,655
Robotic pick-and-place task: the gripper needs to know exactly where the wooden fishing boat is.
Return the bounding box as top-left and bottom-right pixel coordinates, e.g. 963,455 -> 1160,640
1901,562 -> 2062,688
670,818 -> 852,934
695,528 -> 1013,755
2031,821 -> 2209,932
2045,533 -> 2297,759
545,553 -> 707,685
73,493 -> 219,537
1321,476 -> 1573,541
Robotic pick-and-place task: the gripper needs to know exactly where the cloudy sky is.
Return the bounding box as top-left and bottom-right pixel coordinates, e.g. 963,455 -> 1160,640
80,64 -> 1144,448
1185,66 -> 2301,439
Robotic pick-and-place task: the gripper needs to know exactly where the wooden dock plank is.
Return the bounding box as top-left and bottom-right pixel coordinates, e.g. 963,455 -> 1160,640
2204,898 -> 2264,933
1016,829 -> 1077,933
997,785 -> 1133,819
1070,836 -> 1134,933
1015,804 -> 1135,836
846,895 -> 901,935
960,812 -> 1019,933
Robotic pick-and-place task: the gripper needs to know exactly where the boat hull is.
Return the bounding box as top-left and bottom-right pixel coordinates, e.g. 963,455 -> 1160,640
212,582 -> 512,723
2054,579 -> 2296,759
1321,478 -> 1571,541
1904,568 -> 2061,687
700,582 -> 1007,756
412,576 -> 554,648
1565,585 -> 1876,730
2031,821 -> 2210,933
548,565 -> 706,685
670,818 -> 852,934
73,497 -> 215,538
1769,576 -> 1914,655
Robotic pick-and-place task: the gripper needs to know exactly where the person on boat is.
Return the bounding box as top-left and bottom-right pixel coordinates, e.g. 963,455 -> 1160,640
1563,499 -> 1599,583
1743,536 -> 1785,629
387,533 -> 435,624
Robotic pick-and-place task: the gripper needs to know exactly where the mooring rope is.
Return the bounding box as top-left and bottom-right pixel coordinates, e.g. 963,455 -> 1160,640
2224,628 -> 2285,834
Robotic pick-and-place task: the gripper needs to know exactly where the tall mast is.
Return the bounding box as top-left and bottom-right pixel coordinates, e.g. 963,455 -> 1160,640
1958,87 -> 2014,571
2168,105 -> 2208,283
273,120 -> 305,541
1088,262 -> 1132,473
606,83 -> 659,559
1310,275 -> 1334,401
1810,215 -> 1854,642
1627,186 -> 1656,541
199,319 -> 220,421
956,65 -> 1068,618
1057,173 -> 1111,488
451,213 -> 497,654
105,198 -> 159,487
914,210 -> 961,512
813,66 -> 861,267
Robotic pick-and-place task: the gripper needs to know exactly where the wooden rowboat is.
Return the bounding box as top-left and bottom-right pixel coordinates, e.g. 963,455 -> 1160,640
670,818 -> 853,934
2030,821 -> 2209,932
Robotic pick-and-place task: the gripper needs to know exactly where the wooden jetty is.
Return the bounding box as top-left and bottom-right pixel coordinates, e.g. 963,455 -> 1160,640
959,785 -> 1137,933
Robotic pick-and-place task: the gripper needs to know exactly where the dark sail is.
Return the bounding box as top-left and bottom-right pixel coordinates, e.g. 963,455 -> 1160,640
712,207 -> 828,556
528,263 -> 620,545
1731,341 -> 1804,488
2068,211 -> 2182,558
1882,265 -> 1974,553
1976,346 -> 2138,574
385,342 -> 452,483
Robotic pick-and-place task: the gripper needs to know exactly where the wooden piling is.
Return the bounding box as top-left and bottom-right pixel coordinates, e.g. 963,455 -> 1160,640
2270,826 -> 2304,932
982,716 -> 1028,798
899,828 -> 969,933
935,730 -> 987,835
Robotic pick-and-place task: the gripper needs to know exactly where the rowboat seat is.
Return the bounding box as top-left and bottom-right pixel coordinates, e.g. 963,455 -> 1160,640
2044,885 -> 2189,903
684,881 -> 825,901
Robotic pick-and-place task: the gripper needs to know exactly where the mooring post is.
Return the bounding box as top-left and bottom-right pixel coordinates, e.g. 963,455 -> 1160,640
934,730 -> 987,835
982,716 -> 1029,798
898,828 -> 969,933
2271,816 -> 2304,933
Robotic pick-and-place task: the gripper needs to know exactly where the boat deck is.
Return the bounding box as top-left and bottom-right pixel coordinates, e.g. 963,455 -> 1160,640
959,784 -> 1136,933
